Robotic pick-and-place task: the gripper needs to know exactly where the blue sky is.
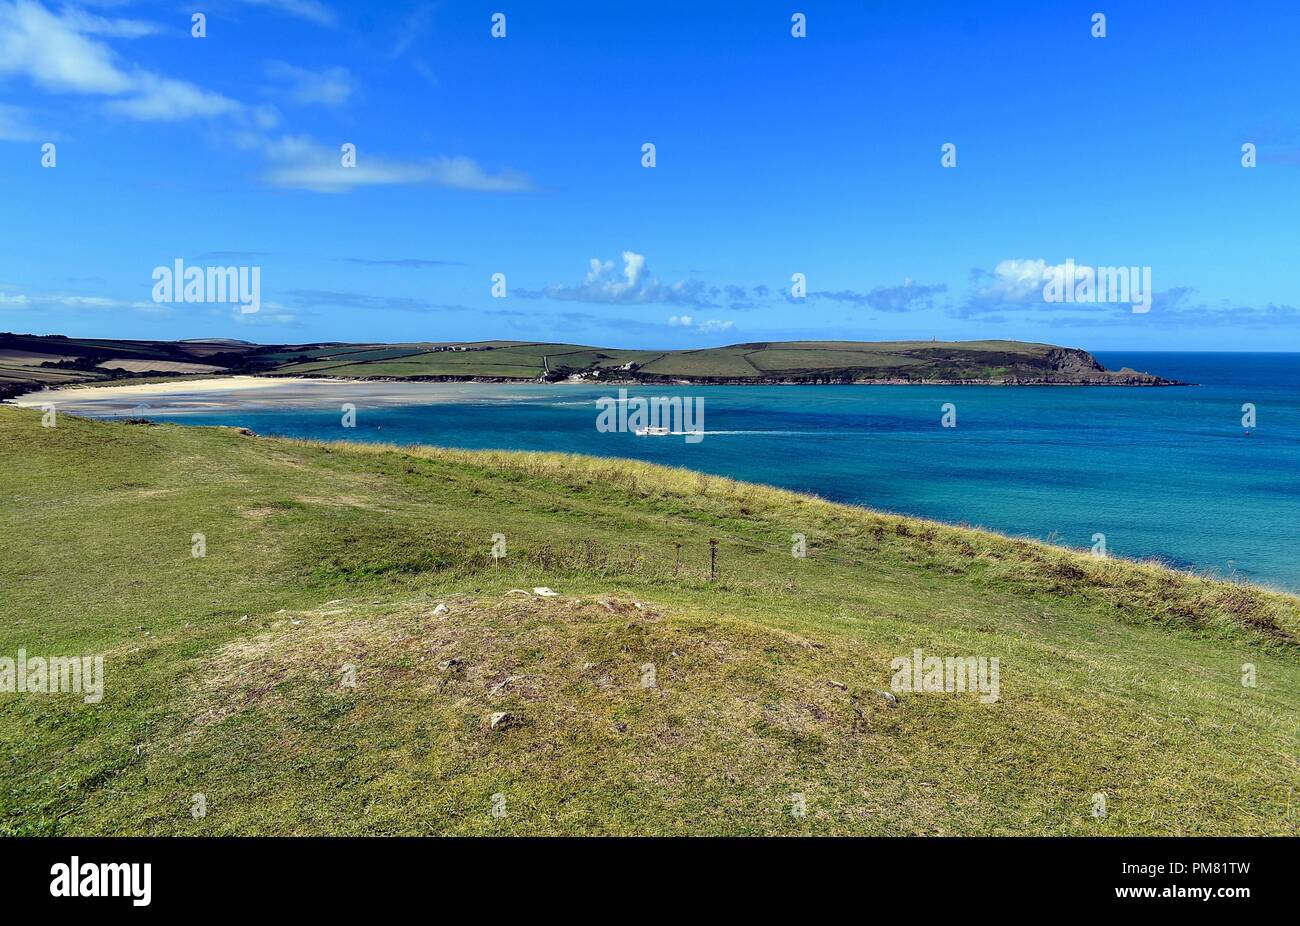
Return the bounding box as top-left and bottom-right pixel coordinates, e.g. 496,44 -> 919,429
1,0 -> 1297,350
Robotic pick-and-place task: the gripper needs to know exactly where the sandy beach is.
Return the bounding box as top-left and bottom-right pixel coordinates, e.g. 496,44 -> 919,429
9,376 -> 335,402
5,375 -> 545,415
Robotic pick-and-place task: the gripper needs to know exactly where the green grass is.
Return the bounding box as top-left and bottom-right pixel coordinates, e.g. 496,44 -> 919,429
0,405 -> 1294,835
1,333 -> 1174,390
0,365 -> 106,384
264,339 -> 1161,384
270,343 -> 589,380
746,348 -> 927,372
637,348 -> 762,377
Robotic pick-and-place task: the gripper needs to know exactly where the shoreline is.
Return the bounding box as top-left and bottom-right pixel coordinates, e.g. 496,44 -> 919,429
5,370 -> 1193,405
5,375 -> 346,405
0,399 -> 1282,597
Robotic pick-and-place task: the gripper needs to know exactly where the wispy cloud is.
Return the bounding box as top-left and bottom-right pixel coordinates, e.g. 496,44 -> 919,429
238,0 -> 337,27
192,251 -> 270,261
256,135 -> 534,193
389,3 -> 434,60
232,309 -> 299,326
283,289 -> 474,313
0,102 -> 46,141
106,73 -> 245,121
281,288 -> 529,318
668,314 -> 734,334
947,260 -> 1299,330
811,279 -> 948,312
263,61 -> 353,107
0,285 -> 157,313
284,289 -> 442,312
0,0 -> 134,96
1045,288 -> 1300,329
333,258 -> 464,268
521,255 -> 949,316
58,7 -> 163,39
0,0 -> 267,123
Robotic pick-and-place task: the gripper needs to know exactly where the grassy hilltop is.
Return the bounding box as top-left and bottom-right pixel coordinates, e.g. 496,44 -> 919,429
1,406 -> 1294,835
1,332 -> 1176,396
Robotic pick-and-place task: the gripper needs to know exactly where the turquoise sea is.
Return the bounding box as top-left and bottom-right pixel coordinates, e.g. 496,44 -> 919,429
97,352 -> 1300,591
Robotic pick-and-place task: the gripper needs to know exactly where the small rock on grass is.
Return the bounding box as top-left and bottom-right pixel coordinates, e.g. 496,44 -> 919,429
432,603 -> 449,616
533,587 -> 559,597
489,711 -> 515,730
874,689 -> 899,707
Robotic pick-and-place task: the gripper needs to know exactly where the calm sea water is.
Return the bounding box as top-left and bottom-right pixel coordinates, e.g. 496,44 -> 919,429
104,352 -> 1300,591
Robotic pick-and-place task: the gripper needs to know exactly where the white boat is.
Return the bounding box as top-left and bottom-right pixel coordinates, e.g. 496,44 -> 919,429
633,426 -> 671,437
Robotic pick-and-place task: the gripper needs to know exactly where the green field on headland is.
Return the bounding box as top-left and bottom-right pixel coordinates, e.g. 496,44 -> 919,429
0,406 -> 1292,835
0,332 -> 1179,397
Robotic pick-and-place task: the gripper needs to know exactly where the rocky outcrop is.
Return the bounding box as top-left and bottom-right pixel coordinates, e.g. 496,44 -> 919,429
1045,347 -> 1106,374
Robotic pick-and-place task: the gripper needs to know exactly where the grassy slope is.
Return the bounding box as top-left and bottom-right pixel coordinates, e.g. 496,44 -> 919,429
0,405 -> 1295,836
269,340 -> 1076,381
1,333 -> 1159,388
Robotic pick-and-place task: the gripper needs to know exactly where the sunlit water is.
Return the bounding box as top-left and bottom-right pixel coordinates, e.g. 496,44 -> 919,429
43,352 -> 1300,591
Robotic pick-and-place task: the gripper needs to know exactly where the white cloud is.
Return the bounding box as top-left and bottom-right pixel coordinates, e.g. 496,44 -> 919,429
696,319 -> 734,334
239,0 -> 337,27
667,314 -> 732,334
975,258 -> 1061,305
533,252 -> 717,307
107,73 -> 244,121
264,61 -> 353,107
389,3 -> 435,60
425,156 -> 534,192
958,257 -> 1160,317
0,288 -> 148,311
257,135 -> 533,193
0,285 -> 290,321
0,0 -> 134,95
234,311 -> 298,326
0,0 -> 250,122
58,8 -> 163,39
0,103 -> 45,141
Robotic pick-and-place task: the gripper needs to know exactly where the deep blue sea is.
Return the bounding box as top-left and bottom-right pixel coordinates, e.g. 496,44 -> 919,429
102,352 -> 1300,591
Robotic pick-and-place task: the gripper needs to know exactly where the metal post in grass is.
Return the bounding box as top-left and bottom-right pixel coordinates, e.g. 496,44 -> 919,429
709,538 -> 718,582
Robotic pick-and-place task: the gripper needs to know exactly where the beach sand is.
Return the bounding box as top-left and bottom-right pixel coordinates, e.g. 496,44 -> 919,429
10,376 -> 334,402
5,376 -> 545,414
